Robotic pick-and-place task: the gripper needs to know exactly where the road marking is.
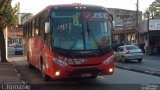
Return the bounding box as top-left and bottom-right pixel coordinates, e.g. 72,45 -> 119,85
14,69 -> 18,73
17,73 -> 21,77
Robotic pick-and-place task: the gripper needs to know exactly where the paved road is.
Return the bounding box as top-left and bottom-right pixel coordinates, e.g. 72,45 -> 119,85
9,56 -> 160,90
115,55 -> 160,76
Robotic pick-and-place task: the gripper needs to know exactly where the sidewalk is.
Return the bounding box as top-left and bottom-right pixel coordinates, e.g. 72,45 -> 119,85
0,62 -> 23,84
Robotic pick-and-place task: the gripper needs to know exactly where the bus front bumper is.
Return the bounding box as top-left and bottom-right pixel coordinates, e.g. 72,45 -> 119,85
49,60 -> 114,79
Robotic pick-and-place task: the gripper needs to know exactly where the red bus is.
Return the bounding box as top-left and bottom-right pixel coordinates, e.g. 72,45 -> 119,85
23,4 -> 115,81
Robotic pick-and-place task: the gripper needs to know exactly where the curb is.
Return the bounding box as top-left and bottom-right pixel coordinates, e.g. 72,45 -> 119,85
115,65 -> 160,77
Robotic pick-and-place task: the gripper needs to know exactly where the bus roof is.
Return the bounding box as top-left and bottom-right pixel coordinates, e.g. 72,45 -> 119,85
46,4 -> 106,9
24,4 -> 108,24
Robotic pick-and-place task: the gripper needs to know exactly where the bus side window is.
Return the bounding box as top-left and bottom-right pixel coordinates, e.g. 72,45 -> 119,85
35,18 -> 39,37
39,16 -> 45,38
28,22 -> 32,37
32,20 -> 35,37
39,12 -> 48,38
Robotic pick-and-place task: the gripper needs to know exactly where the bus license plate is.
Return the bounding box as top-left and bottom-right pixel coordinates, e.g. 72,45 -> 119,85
81,73 -> 92,77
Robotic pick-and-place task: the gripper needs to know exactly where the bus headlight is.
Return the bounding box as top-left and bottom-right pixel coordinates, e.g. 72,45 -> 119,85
103,55 -> 114,64
53,57 -> 67,66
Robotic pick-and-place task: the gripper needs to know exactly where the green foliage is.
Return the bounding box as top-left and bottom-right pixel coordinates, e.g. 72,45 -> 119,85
156,0 -> 160,3
144,0 -> 160,19
22,13 -> 33,19
21,13 -> 33,23
0,0 -> 18,28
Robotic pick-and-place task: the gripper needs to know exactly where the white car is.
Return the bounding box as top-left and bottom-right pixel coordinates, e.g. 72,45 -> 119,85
114,45 -> 143,63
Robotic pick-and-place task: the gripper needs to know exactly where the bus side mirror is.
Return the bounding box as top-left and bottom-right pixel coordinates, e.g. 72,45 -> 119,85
45,22 -> 50,33
109,14 -> 115,30
112,21 -> 115,30
109,14 -> 113,21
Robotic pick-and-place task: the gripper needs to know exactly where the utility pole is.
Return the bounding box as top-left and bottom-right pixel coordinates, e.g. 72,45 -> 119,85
136,0 -> 139,29
17,2 -> 22,25
136,0 -> 139,44
147,12 -> 150,46
146,11 -> 150,55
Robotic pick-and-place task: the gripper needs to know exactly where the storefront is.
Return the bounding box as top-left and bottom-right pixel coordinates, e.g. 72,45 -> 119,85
148,19 -> 160,55
149,31 -> 160,55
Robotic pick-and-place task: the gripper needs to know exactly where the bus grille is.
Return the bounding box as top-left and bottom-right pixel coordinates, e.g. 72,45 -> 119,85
70,63 -> 101,67
69,68 -> 102,76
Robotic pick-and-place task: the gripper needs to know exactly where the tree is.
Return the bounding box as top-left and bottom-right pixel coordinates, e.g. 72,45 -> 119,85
156,0 -> 160,2
0,0 -> 18,62
21,13 -> 33,20
21,13 -> 33,24
144,0 -> 160,19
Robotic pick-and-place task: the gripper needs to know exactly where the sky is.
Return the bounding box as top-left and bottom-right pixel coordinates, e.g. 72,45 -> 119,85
12,0 -> 155,14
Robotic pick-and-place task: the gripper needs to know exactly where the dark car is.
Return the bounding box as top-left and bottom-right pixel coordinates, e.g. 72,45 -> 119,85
15,45 -> 24,55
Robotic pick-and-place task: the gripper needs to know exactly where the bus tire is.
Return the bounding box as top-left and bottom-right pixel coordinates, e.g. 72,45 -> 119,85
27,52 -> 34,69
28,63 -> 34,69
41,62 -> 50,81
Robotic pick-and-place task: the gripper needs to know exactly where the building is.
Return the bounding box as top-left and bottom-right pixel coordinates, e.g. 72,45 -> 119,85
7,27 -> 23,46
6,2 -> 32,46
108,8 -> 142,45
141,19 -> 160,55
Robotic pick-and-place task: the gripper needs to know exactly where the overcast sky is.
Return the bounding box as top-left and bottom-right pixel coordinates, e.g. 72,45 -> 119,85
12,0 -> 155,14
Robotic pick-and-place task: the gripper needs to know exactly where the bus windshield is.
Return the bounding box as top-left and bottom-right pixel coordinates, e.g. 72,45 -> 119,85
51,11 -> 112,51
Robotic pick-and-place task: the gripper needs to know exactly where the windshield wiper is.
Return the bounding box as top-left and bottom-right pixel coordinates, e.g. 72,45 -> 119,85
68,30 -> 84,51
68,21 -> 101,51
68,17 -> 86,51
86,21 -> 102,50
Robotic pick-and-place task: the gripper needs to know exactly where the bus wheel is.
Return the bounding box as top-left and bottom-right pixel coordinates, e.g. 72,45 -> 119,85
28,63 -> 34,69
27,53 -> 34,69
41,63 -> 50,81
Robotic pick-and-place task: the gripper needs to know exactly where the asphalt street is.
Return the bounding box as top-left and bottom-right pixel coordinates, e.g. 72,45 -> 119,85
8,55 -> 160,90
115,55 -> 160,77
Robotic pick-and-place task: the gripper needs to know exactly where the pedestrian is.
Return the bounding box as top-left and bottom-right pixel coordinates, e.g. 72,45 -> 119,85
141,43 -> 145,53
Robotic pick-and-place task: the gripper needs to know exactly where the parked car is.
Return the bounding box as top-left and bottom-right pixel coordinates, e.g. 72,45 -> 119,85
15,44 -> 24,55
114,45 -> 143,63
